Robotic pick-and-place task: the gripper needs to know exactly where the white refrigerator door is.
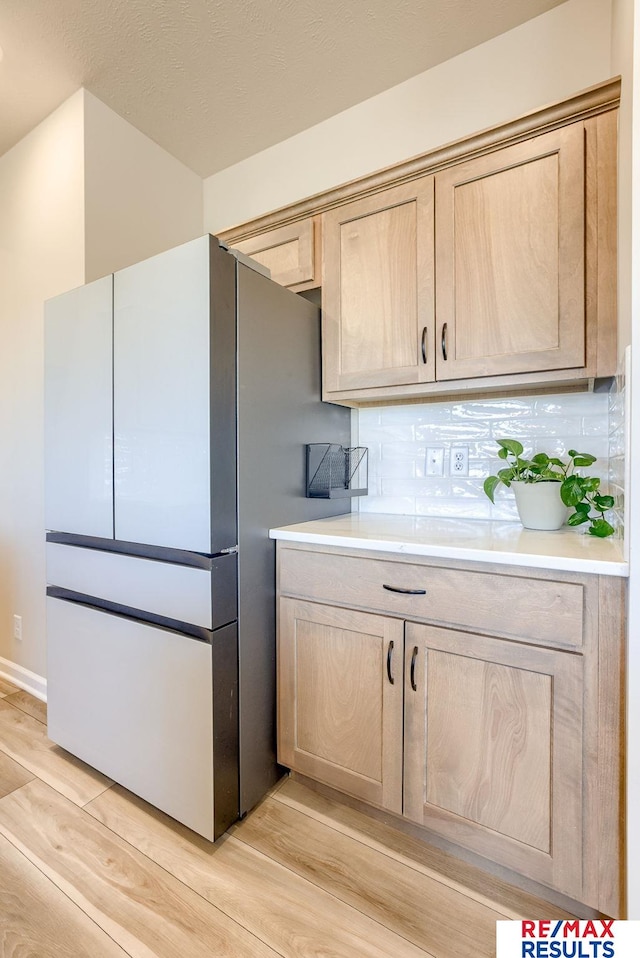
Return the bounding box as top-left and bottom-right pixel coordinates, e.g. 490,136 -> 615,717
113,237 -> 212,551
44,275 -> 114,538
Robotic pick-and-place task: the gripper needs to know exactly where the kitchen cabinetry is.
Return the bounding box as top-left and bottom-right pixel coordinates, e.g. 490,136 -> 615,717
230,217 -> 320,291
320,111 -> 616,404
278,599 -> 403,813
434,124 -> 584,381
321,179 -> 435,392
217,82 -> 618,403
403,622 -> 583,896
276,541 -> 625,915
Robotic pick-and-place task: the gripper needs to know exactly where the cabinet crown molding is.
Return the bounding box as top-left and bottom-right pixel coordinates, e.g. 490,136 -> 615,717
219,77 -> 621,244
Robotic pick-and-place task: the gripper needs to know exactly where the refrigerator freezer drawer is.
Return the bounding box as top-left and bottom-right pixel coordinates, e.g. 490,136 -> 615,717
46,596 -> 238,841
46,542 -> 214,629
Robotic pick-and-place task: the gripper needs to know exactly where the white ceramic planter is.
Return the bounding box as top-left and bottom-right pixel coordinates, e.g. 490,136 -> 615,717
511,480 -> 569,531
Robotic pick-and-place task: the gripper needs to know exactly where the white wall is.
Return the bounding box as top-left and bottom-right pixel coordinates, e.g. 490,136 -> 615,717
0,92 -> 86,680
611,0 -> 640,921
83,91 -> 203,281
204,0 -> 612,231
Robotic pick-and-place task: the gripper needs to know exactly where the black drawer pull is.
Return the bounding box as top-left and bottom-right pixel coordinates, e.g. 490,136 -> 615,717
386,640 -> 394,685
421,326 -> 428,364
410,646 -> 418,691
382,584 -> 426,595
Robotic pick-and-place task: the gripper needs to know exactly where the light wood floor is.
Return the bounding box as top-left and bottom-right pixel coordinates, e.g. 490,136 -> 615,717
0,680 -> 574,958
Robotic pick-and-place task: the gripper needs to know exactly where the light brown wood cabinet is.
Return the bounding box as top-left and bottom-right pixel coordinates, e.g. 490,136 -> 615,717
230,218 -> 320,291
321,111 -> 617,404
435,124 -> 585,381
321,179 -> 435,392
276,541 -> 625,915
278,598 -> 404,813
403,622 -> 583,898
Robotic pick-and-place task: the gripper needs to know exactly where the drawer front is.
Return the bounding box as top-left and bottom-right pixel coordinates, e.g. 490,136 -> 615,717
46,543 -> 213,628
278,548 -> 584,649
46,596 -> 215,839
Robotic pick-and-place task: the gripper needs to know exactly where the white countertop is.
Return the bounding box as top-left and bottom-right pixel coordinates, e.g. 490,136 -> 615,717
270,513 -> 628,576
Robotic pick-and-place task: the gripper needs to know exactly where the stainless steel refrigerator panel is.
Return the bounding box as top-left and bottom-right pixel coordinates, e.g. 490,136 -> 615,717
235,262 -> 351,813
46,542 -> 214,629
47,596 -> 217,840
113,236 -> 213,552
44,275 -> 114,539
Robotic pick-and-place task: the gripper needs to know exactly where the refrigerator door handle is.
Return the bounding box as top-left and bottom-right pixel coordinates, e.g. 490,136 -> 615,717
46,586 -> 214,643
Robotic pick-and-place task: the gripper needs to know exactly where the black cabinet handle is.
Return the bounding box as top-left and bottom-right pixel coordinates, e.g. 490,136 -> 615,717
382,584 -> 426,595
441,323 -> 448,361
410,646 -> 418,691
386,640 -> 394,685
421,326 -> 428,364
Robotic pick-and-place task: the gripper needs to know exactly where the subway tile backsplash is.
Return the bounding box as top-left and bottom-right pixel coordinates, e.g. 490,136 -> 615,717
608,346 -> 629,542
358,391 -> 612,522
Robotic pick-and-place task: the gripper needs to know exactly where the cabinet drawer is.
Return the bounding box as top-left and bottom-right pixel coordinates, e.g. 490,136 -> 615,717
278,548 -> 584,649
47,596 -> 216,839
46,542 -> 214,628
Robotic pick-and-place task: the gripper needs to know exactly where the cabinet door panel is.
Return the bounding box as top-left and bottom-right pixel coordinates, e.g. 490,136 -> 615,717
232,218 -> 318,288
404,623 -> 583,898
323,179 -> 435,393
278,598 -> 403,813
436,124 -> 585,380
44,276 -> 114,538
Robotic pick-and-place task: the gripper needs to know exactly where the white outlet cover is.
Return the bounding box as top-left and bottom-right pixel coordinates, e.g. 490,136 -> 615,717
426,447 -> 445,476
450,446 -> 469,476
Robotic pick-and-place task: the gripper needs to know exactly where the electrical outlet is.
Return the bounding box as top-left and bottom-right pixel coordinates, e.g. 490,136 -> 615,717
426,447 -> 444,476
13,615 -> 22,641
450,446 -> 469,476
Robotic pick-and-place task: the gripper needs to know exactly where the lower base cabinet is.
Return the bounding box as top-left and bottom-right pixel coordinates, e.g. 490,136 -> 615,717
276,542 -> 626,916
403,623 -> 584,898
278,599 -> 403,814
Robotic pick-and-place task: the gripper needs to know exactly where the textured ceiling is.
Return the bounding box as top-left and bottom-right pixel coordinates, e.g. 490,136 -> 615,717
0,0 -> 567,178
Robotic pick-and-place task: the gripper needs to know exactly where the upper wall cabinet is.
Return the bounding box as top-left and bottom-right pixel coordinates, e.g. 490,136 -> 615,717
321,112 -> 617,404
217,81 -> 619,406
322,179 -> 435,393
230,217 -> 320,291
435,124 -> 584,381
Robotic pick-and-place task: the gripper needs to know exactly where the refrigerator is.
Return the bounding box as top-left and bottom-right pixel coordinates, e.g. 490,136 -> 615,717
44,234 -> 350,840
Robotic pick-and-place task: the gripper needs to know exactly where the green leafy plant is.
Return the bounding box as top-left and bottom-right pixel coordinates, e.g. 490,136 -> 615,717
483,439 -> 615,538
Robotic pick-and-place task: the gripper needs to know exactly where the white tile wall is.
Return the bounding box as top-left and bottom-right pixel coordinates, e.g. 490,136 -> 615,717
358,391 -> 613,523
608,348 -> 629,540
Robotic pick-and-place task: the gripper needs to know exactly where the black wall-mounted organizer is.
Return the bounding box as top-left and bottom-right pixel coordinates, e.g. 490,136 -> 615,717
306,444 -> 368,499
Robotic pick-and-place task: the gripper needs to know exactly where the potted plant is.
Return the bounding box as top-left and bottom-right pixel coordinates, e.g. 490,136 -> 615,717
483,439 -> 615,537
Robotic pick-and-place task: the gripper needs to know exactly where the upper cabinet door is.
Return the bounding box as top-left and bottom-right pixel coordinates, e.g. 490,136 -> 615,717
322,179 -> 435,395
232,218 -> 319,290
44,276 -> 114,539
113,237 -> 212,552
435,124 -> 585,381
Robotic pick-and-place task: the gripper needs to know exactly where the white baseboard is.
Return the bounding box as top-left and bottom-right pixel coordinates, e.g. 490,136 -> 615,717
0,657 -> 47,702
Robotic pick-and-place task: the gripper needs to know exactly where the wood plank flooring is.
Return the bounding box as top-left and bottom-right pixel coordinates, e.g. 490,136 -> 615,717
0,681 -> 575,958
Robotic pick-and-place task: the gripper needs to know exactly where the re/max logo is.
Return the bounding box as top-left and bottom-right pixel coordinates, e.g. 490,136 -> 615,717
498,919 -> 640,957
520,921 -> 615,958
